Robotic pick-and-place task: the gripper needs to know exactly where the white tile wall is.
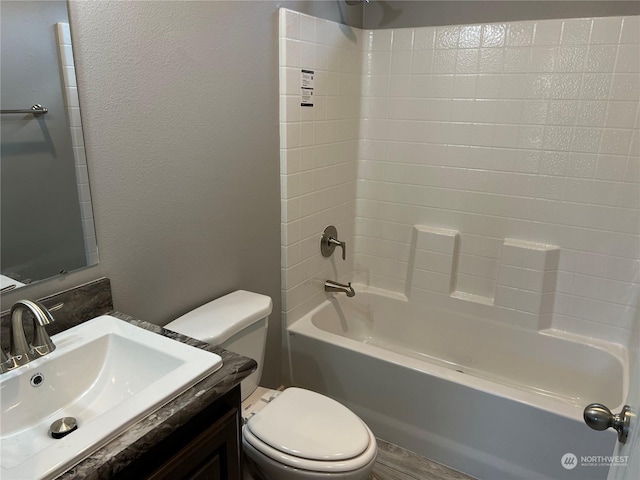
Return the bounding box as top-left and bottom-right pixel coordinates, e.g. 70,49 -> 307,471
56,23 -> 98,265
354,16 -> 640,346
279,10 -> 363,324
281,10 -> 640,346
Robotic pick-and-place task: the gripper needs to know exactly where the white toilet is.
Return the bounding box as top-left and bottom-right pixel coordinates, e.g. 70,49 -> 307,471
165,290 -> 378,480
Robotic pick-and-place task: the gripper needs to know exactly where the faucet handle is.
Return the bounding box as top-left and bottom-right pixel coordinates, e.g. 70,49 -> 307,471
321,225 -> 347,261
328,237 -> 346,260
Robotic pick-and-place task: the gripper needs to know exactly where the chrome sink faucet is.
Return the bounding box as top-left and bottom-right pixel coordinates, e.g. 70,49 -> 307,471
324,280 -> 356,297
1,300 -> 56,374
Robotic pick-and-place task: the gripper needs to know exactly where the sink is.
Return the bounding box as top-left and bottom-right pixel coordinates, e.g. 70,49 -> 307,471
0,314 -> 223,479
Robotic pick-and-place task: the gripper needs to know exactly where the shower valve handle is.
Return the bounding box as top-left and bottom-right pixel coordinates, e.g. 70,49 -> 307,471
328,237 -> 346,260
321,225 -> 346,261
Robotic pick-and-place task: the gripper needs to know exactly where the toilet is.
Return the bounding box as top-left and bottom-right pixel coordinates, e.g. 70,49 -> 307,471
165,290 -> 377,480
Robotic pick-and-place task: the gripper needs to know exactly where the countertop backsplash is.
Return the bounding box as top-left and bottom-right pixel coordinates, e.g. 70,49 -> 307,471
0,278 -> 114,351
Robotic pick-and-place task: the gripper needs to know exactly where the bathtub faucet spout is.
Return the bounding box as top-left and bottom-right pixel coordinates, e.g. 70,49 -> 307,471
324,280 -> 356,297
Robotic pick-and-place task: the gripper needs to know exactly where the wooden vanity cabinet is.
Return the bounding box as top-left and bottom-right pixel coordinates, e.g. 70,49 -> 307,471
116,385 -> 242,480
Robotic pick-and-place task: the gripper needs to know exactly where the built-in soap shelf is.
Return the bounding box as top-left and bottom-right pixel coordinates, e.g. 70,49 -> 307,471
406,225 -> 559,328
495,238 -> 559,314
450,290 -> 494,305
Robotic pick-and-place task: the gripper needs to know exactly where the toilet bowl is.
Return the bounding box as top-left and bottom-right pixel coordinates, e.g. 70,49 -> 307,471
165,291 -> 377,480
243,387 -> 377,479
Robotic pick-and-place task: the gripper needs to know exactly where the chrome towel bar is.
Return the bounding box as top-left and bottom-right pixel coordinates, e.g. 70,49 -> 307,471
1,104 -> 48,116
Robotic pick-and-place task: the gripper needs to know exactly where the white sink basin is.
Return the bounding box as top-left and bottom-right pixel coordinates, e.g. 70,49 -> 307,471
0,314 -> 222,480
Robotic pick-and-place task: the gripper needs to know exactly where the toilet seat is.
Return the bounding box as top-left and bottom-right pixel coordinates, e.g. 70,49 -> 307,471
243,388 -> 377,473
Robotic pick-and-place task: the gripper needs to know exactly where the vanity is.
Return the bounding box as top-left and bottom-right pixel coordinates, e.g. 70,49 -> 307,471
0,280 -> 257,480
114,379 -> 242,480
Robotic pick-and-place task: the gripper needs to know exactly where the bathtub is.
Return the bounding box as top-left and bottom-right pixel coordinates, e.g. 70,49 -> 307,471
287,286 -> 627,480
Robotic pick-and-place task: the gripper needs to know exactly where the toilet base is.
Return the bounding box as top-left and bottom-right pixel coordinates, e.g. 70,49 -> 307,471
242,452 -> 268,480
242,434 -> 376,480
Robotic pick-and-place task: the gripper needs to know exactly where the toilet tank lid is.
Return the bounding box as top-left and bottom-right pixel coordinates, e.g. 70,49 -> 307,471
165,290 -> 272,345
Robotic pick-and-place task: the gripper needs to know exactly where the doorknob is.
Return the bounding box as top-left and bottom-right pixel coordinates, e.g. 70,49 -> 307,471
583,403 -> 631,443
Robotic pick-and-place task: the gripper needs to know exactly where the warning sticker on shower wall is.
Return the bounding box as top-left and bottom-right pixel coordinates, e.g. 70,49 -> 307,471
301,69 -> 314,107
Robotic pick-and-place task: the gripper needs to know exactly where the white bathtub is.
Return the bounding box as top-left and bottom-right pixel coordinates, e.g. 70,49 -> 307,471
287,286 -> 627,480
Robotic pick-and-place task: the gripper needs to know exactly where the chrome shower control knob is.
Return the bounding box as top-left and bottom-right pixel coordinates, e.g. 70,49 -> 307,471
583,403 -> 631,443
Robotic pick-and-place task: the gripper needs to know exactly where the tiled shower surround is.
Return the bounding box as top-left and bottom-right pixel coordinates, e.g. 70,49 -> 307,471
279,10 -> 362,322
279,10 -> 640,347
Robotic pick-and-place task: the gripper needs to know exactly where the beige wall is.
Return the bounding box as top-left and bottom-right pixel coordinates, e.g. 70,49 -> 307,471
0,1 -> 361,388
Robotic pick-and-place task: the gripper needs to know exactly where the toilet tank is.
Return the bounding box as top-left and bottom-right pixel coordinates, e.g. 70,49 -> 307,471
165,290 -> 273,401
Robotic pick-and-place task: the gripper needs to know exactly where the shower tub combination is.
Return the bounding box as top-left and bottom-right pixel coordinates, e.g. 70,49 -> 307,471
287,287 -> 626,480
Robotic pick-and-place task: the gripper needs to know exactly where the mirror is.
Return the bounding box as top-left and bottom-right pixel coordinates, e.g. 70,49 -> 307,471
1,1 -> 97,292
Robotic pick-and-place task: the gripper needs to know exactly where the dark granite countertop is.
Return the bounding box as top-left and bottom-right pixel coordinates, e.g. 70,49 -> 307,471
56,311 -> 257,480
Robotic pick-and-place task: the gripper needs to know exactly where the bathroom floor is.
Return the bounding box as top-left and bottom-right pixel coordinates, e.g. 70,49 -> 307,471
243,388 -> 474,480
244,437 -> 474,480
370,439 -> 475,480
